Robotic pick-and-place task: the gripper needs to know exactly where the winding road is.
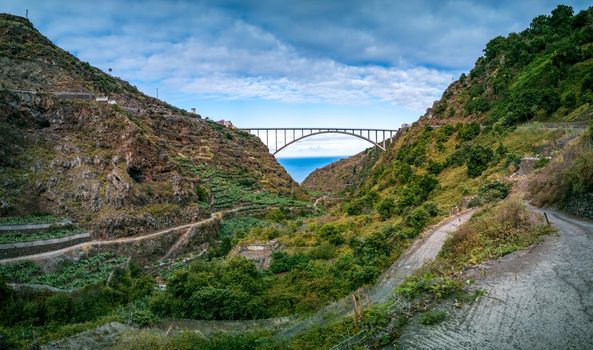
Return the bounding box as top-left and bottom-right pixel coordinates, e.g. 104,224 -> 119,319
398,208 -> 593,349
157,209 -> 477,339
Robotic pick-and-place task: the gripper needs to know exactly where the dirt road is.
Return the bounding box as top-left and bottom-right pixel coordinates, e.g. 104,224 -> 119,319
398,208 -> 593,349
276,209 -> 476,339
153,209 -> 477,338
0,214 -> 221,264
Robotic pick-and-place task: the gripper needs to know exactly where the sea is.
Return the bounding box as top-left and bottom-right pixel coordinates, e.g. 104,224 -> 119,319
277,156 -> 346,183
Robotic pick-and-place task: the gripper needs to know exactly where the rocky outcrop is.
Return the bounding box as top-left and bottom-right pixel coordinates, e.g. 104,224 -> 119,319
0,14 -> 302,237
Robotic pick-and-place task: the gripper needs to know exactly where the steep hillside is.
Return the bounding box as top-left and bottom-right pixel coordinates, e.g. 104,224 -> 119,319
424,4 -> 593,127
302,147 -> 381,195
0,14 -> 303,238
308,5 -> 593,222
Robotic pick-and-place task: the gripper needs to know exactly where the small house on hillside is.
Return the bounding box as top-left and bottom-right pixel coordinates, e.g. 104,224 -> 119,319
96,96 -> 118,105
216,120 -> 235,128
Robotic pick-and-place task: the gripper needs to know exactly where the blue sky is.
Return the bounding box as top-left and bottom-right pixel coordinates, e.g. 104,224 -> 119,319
3,0 -> 590,156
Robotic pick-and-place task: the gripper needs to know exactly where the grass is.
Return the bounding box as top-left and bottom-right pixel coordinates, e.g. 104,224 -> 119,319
219,217 -> 270,239
0,227 -> 85,244
0,253 -> 127,289
439,198 -> 556,269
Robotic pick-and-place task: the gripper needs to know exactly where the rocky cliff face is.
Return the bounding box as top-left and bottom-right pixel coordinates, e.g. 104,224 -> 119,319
0,14 -> 302,238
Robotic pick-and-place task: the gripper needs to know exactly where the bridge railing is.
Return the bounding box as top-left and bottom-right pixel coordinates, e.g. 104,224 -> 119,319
239,128 -> 400,154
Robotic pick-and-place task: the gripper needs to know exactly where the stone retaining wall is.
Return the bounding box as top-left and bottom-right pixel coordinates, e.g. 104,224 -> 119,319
0,234 -> 91,259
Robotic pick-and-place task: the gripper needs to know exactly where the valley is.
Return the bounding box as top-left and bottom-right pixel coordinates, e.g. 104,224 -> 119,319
1,4 -> 593,350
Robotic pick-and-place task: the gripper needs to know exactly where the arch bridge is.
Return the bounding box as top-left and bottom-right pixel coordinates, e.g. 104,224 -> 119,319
239,128 -> 399,155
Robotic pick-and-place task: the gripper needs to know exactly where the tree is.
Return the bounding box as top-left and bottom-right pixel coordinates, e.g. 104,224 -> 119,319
484,36 -> 507,61
467,145 -> 494,178
407,207 -> 430,231
377,197 -> 395,220
458,123 -> 481,141
549,5 -> 574,31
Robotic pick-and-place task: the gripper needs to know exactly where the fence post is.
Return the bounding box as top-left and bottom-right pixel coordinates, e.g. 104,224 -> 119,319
544,212 -> 550,226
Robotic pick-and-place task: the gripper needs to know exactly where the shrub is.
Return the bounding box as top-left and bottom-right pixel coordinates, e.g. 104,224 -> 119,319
194,185 -> 209,202
407,207 -> 430,231
422,202 -> 440,217
266,208 -> 286,222
533,157 -> 550,169
420,310 -> 448,325
466,145 -> 494,177
270,252 -> 309,273
468,180 -> 512,207
317,223 -> 345,245
458,123 -> 481,141
465,96 -> 490,114
396,273 -> 462,300
377,197 -> 396,220
307,243 -> 337,260
45,294 -> 74,324
350,230 -> 392,270
563,92 -> 577,108
427,160 -> 444,175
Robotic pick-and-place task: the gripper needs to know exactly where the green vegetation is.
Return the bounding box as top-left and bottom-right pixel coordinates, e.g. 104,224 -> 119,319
180,164 -> 308,210
419,310 -> 448,326
0,258 -> 154,348
0,253 -> 127,289
0,214 -> 64,225
396,273 -> 462,301
440,199 -> 555,269
0,227 -> 84,244
210,217 -> 271,258
530,134 -> 593,214
1,5 -> 589,349
113,329 -> 272,350
151,218 -> 411,319
468,180 -> 512,207
453,5 -> 593,126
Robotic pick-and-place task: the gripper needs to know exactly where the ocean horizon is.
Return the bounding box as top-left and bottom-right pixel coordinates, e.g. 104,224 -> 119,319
276,156 -> 347,183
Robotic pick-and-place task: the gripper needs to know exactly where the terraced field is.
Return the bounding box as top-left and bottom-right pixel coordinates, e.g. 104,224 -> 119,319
0,227 -> 86,244
0,253 -> 127,290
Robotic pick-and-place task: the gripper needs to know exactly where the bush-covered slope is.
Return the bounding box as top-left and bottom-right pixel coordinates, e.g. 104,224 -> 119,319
307,6 -> 593,226
302,147 -> 382,195
426,5 -> 593,127
0,14 -> 303,238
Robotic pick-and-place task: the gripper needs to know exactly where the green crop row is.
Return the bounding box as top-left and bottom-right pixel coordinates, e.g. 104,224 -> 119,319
0,227 -> 85,244
0,253 -> 127,289
0,214 -> 64,225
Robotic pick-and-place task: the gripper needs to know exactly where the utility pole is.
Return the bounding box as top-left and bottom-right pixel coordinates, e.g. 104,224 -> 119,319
156,88 -> 159,99
25,9 -> 28,18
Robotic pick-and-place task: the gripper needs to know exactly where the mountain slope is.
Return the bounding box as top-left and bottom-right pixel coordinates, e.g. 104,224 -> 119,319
424,4 -> 593,127
307,5 -> 593,221
301,147 -> 381,195
0,14 -> 303,238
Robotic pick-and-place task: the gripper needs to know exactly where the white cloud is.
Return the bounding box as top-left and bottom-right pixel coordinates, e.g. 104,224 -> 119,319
6,0 -> 589,115
6,0 -> 455,112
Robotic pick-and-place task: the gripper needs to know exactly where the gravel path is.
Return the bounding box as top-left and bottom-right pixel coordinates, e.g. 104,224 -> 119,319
398,208 -> 593,349
148,210 -> 476,339
275,209 -> 476,339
